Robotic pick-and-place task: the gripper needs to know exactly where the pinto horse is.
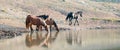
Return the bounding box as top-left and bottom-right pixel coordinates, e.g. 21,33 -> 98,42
37,15 -> 59,32
66,11 -> 83,25
25,15 -> 48,32
37,15 -> 49,20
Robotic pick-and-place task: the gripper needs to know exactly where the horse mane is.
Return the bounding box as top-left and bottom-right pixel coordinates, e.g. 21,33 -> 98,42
37,15 -> 49,20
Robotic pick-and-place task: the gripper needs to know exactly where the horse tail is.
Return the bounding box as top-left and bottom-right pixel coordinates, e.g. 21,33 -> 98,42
53,20 -> 59,32
26,15 -> 31,29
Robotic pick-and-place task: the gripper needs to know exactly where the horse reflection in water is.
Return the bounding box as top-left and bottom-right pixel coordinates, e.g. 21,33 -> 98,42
25,31 -> 59,47
25,31 -> 43,47
66,30 -> 82,45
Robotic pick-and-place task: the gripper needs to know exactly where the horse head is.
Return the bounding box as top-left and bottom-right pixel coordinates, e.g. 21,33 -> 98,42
77,11 -> 83,17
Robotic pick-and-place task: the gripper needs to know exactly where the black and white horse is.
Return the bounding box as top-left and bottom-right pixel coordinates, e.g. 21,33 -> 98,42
66,11 -> 83,25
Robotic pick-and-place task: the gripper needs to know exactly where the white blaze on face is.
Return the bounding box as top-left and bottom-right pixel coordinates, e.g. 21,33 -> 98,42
39,18 -> 47,26
43,20 -> 47,26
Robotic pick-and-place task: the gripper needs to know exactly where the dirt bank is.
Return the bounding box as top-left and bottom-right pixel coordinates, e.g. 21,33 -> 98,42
0,24 -> 27,39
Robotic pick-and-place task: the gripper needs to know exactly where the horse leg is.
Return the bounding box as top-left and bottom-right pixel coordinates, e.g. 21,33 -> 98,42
50,25 -> 52,32
39,25 -> 42,31
53,22 -> 59,32
69,18 -> 72,25
70,21 -> 72,25
74,19 -> 77,26
30,24 -> 33,32
43,25 -> 48,32
76,19 -> 79,25
36,25 -> 39,31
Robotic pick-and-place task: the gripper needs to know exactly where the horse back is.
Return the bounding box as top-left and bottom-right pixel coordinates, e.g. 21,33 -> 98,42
26,15 -> 41,25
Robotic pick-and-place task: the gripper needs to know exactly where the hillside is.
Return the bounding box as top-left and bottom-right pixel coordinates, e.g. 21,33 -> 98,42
0,0 -> 120,37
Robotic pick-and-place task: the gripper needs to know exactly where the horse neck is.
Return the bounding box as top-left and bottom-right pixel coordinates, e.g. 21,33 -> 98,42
73,13 -> 79,17
39,18 -> 47,26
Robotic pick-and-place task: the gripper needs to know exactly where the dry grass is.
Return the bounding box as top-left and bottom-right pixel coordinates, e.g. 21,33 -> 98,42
0,0 -> 120,29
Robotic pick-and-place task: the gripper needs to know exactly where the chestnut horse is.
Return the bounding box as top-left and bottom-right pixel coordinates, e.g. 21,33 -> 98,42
37,15 -> 59,32
25,15 -> 48,32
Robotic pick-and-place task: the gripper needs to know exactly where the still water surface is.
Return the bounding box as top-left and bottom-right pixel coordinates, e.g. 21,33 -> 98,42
0,29 -> 120,50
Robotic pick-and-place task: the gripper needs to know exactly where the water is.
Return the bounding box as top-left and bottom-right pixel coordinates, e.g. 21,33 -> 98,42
0,29 -> 120,50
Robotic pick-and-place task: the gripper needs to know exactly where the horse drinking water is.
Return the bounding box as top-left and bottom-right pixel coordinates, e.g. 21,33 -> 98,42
37,15 -> 59,32
66,11 -> 83,25
25,15 -> 48,32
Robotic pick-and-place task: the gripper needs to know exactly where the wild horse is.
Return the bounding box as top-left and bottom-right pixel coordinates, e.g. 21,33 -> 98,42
66,11 -> 83,25
37,15 -> 59,32
25,15 -> 48,32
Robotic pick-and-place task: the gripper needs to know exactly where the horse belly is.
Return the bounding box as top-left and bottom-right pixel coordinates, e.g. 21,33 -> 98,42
74,16 -> 78,19
32,20 -> 40,25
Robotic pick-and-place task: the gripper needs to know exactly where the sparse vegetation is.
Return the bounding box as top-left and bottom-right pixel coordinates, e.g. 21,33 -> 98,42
1,9 -> 6,12
90,17 -> 120,22
62,0 -> 65,2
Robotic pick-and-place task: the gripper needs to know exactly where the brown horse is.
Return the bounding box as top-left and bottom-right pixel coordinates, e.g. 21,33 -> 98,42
45,18 -> 59,32
25,15 -> 48,32
37,15 -> 59,32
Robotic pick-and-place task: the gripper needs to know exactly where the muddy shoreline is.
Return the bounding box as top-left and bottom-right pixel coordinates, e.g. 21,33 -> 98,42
0,24 -> 27,39
1,23 -> 120,40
